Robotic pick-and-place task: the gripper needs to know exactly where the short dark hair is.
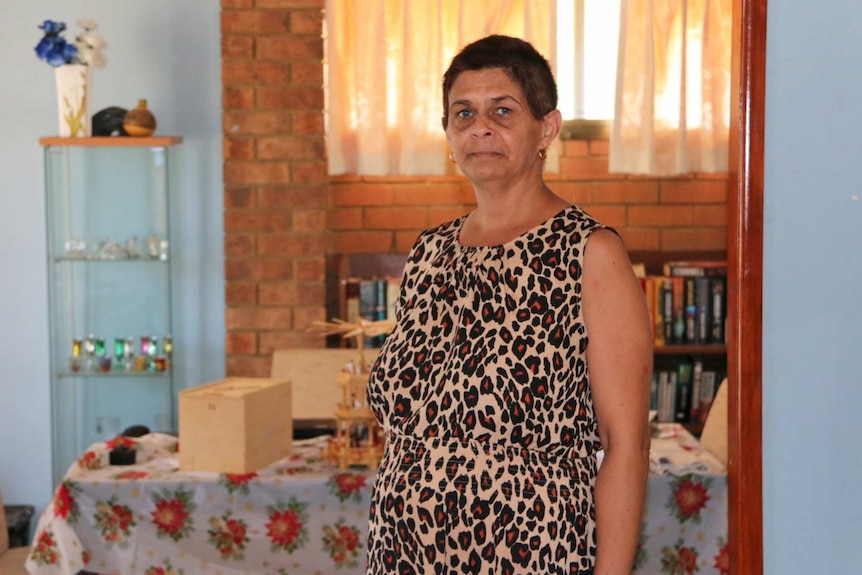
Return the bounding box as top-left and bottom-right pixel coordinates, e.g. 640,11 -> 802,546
442,34 -> 558,122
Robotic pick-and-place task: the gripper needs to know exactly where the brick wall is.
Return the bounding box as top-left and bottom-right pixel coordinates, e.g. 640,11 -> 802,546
221,2 -> 729,376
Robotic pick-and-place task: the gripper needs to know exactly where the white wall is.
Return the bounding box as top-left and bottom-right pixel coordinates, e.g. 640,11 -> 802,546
763,1 -> 862,573
0,1 -> 223,514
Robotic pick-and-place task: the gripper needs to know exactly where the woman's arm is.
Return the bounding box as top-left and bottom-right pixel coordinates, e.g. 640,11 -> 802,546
581,228 -> 653,575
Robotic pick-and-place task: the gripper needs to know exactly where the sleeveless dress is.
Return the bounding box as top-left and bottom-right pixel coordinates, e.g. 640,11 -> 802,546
366,205 -> 605,575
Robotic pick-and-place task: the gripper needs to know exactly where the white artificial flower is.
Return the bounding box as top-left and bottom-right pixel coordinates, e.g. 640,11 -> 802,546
78,31 -> 107,50
77,19 -> 98,32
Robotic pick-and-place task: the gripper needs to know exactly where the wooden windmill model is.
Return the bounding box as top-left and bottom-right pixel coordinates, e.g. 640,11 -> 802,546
309,317 -> 395,470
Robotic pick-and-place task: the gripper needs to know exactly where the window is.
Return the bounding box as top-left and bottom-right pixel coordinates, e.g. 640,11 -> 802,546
556,0 -> 621,121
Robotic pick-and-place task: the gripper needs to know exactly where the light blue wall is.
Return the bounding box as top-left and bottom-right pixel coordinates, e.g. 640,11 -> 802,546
0,1 -> 224,514
763,1 -> 862,573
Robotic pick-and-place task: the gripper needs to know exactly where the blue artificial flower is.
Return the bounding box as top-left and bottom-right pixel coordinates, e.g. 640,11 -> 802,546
38,20 -> 66,36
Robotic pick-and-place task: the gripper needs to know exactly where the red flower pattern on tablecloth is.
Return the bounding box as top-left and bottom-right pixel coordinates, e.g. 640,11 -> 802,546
93,495 -> 136,547
115,469 -> 149,480
328,472 -> 368,502
151,486 -> 195,541
106,435 -> 138,450
266,498 -> 309,552
667,474 -> 712,523
660,538 -> 699,575
77,449 -> 102,470
53,480 -> 81,523
81,549 -> 92,566
207,512 -> 250,560
713,537 -> 729,574
30,529 -> 60,566
322,520 -> 363,568
220,471 -> 258,495
144,558 -> 184,575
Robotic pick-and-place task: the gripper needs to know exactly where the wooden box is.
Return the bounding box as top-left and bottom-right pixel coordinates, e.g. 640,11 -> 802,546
178,377 -> 292,473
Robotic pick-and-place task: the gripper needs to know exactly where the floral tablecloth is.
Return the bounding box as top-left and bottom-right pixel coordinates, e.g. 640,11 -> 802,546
26,424 -> 727,575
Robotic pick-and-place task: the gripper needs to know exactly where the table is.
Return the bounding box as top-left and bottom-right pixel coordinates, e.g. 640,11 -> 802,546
25,424 -> 726,575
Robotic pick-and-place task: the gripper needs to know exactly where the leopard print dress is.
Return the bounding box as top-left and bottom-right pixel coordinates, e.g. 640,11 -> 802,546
366,205 -> 605,575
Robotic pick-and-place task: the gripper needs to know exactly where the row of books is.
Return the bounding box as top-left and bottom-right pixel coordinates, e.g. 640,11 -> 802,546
637,260 -> 728,346
652,358 -> 725,424
341,277 -> 399,348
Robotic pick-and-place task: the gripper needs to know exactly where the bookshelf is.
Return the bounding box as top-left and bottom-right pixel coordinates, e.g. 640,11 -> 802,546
325,250 -> 727,436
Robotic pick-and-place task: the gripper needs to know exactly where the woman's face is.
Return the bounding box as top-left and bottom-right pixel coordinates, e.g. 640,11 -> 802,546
444,67 -> 552,186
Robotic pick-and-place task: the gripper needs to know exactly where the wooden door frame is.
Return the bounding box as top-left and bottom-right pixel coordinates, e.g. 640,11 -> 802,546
728,0 -> 766,573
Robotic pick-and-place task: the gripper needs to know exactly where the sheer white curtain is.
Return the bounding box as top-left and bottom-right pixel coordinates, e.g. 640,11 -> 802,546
325,0 -> 555,176
609,0 -> 732,175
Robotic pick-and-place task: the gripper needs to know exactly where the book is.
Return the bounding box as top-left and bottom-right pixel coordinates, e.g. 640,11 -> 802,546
694,277 -> 712,344
690,358 -> 704,422
710,276 -> 726,344
675,361 -> 693,423
697,371 -> 718,423
662,277 -> 674,344
663,260 -> 728,277
684,277 -> 697,343
671,276 -> 685,344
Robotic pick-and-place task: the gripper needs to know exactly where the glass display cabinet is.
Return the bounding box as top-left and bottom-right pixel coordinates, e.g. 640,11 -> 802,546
40,136 -> 182,485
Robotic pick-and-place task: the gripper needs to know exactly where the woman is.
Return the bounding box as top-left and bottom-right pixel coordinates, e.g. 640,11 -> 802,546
366,35 -> 652,575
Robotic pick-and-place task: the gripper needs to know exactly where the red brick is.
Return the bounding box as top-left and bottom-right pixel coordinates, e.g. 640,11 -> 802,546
628,205 -> 693,227
226,283 -> 257,306
558,156 -> 613,180
223,61 -> 290,85
661,180 -> 729,204
292,112 -> 325,135
225,161 -> 290,185
259,331 -> 324,354
291,61 -> 324,85
224,137 -> 255,160
696,171 -> 730,180
257,136 -> 325,160
226,332 -> 257,355
294,258 -> 326,281
222,36 -> 254,58
693,205 -> 728,227
618,228 -> 661,252
661,228 -> 727,251
223,111 -> 291,135
589,139 -> 610,156
393,183 -> 462,206
330,208 -> 362,230
257,86 -> 325,110
225,188 -> 255,209
550,182 -> 593,205
290,10 -> 324,35
259,283 -> 326,306
225,258 -> 294,282
225,234 -> 256,256
225,307 -> 293,330
256,0 -> 323,7
291,161 -> 328,184
292,209 -> 327,232
589,181 -> 659,204
257,234 -> 327,256
222,0 -> 254,9
332,231 -> 393,253
223,87 -> 255,110
257,185 -> 327,209
395,230 -> 425,253
332,184 -> 395,206
365,207 -> 429,230
226,355 -> 271,378
257,37 -> 323,61
580,205 -> 626,228
222,10 -> 291,34
292,306 -> 327,330
562,140 -> 589,157
428,207 -> 469,227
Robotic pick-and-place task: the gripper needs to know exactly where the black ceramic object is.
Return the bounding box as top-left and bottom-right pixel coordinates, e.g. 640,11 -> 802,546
92,106 -> 128,136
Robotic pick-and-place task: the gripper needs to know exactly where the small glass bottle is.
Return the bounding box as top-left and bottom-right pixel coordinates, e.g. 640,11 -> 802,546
69,338 -> 83,373
84,334 -> 96,371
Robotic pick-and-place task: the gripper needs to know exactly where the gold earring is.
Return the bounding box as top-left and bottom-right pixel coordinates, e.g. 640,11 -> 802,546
448,152 -> 457,163
538,149 -> 548,160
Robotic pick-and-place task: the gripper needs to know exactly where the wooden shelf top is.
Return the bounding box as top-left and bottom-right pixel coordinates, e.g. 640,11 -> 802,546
654,344 -> 727,355
39,136 -> 183,147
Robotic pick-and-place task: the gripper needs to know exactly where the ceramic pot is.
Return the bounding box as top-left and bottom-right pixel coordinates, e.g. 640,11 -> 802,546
123,99 -> 157,137
55,64 -> 92,137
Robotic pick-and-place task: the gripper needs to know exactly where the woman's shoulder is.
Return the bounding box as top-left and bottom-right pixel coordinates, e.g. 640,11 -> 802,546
404,214 -> 466,264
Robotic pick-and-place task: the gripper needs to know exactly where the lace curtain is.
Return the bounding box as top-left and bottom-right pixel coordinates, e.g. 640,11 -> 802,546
609,0 -> 733,175
325,0 -> 555,176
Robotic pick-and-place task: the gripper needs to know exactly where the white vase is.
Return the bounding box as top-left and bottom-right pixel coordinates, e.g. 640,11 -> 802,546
54,64 -> 92,137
